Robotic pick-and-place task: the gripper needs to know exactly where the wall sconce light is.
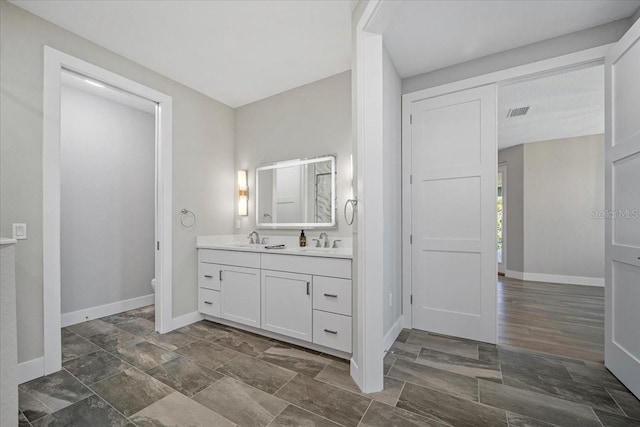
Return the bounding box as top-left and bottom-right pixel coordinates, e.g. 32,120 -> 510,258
238,170 -> 248,216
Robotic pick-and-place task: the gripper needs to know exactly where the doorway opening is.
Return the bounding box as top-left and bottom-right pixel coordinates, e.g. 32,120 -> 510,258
42,47 -> 173,376
496,64 -> 605,362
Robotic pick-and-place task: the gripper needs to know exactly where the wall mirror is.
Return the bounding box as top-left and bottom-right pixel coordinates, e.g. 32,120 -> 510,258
256,155 -> 336,228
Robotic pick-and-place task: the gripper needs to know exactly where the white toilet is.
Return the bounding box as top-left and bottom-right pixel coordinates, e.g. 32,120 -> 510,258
151,278 -> 156,293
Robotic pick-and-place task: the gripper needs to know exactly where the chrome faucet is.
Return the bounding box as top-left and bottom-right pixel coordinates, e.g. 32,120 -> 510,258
319,232 -> 329,248
248,231 -> 260,244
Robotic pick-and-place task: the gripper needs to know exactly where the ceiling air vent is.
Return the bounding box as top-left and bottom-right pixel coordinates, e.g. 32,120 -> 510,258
506,106 -> 530,118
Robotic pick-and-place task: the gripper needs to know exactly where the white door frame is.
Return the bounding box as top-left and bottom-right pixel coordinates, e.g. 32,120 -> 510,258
498,163 -> 507,274
401,44 -> 612,329
42,46 -> 173,375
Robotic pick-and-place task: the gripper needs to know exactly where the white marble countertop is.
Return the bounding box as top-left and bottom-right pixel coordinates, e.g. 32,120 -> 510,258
196,235 -> 352,259
0,238 -> 17,245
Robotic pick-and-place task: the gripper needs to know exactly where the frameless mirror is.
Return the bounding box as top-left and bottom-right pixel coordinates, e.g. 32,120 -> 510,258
256,155 -> 336,228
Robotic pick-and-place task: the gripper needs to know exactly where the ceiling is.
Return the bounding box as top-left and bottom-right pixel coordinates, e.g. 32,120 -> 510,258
384,0 -> 640,79
498,65 -> 604,150
12,0 -> 352,108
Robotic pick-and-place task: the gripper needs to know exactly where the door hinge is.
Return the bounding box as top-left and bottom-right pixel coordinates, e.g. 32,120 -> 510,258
156,241 -> 160,250
410,234 -> 413,244
410,114 -> 413,125
410,295 -> 413,305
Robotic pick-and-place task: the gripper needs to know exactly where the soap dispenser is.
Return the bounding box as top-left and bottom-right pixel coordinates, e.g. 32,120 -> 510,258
299,230 -> 307,247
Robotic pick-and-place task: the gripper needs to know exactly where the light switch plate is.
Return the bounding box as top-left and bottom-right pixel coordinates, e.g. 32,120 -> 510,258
12,223 -> 27,240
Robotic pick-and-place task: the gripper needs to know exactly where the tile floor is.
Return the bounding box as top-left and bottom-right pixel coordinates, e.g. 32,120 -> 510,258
18,306 -> 640,426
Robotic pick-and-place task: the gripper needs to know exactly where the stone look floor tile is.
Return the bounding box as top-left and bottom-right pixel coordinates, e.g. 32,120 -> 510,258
478,379 -> 602,427
269,404 -> 342,427
595,408 -> 640,427
275,374 -> 371,427
176,321 -> 230,341
563,362 -> 628,390
397,382 -> 508,427
63,350 -> 128,385
405,331 -> 479,359
256,344 -> 331,377
214,329 -> 275,356
388,341 -> 423,361
217,353 -> 296,394
66,320 -> 118,338
61,329 -> 101,363
144,330 -> 197,351
415,347 -> 502,381
387,358 -> 479,401
146,356 -> 224,397
130,391 -> 235,427
193,376 -> 287,427
359,400 -> 447,426
506,412 -> 558,427
30,395 -> 130,427
19,370 -> 93,422
315,360 -> 405,406
501,362 -> 623,414
18,411 -> 31,427
90,367 -> 173,417
110,317 -> 156,337
608,388 -> 640,419
175,340 -> 240,369
113,340 -> 178,371
88,329 -> 140,353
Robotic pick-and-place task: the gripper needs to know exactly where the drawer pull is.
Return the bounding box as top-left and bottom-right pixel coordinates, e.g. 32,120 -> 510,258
324,329 -> 338,335
219,270 -> 223,281
306,282 -> 310,295
204,301 -> 213,305
204,275 -> 213,278
324,293 -> 338,298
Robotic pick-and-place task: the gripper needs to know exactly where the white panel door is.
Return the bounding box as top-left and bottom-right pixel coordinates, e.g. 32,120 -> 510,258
261,270 -> 312,341
605,19 -> 640,398
411,85 -> 497,343
220,266 -> 261,328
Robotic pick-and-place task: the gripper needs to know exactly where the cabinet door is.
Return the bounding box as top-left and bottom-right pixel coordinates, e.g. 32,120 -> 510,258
220,266 -> 261,328
261,270 -> 312,342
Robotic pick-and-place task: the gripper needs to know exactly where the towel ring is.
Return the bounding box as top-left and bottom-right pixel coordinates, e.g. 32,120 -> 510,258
179,208 -> 196,228
344,199 -> 357,226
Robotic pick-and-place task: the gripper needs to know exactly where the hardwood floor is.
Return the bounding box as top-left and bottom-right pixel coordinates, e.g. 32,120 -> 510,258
498,275 -> 604,362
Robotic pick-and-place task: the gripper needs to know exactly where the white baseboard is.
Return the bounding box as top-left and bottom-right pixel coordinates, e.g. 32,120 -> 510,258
350,358 -> 363,391
61,294 -> 155,327
170,311 -> 203,330
505,270 -> 604,287
18,357 -> 44,384
383,316 -> 404,352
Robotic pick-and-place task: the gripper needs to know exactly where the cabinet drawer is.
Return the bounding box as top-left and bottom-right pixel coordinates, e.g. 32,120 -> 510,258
199,263 -> 221,290
313,276 -> 351,316
313,310 -> 352,353
262,254 -> 351,279
199,249 -> 260,269
199,288 -> 220,317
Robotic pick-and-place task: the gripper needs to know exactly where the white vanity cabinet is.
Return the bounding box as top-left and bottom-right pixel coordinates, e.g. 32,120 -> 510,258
261,270 -> 312,341
198,250 -> 261,328
197,245 -> 353,356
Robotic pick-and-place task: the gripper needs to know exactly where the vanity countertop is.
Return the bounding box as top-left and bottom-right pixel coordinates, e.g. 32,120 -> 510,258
196,235 -> 352,259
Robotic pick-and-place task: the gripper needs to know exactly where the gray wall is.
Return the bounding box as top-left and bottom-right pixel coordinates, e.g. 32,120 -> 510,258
499,135 -> 605,279
402,19 -> 631,94
523,135 -> 605,278
235,71 -> 352,237
382,46 -> 402,339
0,0 -> 235,363
498,145 -> 524,274
60,86 -> 155,315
